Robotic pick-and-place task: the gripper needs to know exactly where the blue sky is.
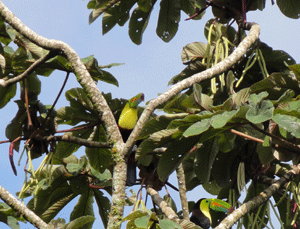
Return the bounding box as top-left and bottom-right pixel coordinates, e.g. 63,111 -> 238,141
0,0 -> 299,228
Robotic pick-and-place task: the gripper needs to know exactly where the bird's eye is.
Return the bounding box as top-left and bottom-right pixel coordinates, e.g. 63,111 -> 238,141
131,98 -> 137,102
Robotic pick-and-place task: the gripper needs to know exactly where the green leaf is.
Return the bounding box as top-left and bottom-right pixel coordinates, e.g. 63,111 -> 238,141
202,180 -> 222,195
86,125 -> 111,173
93,189 -> 110,228
65,88 -> 95,112
138,0 -> 155,12
246,93 -> 274,124
256,143 -> 274,165
70,189 -> 95,229
194,138 -> 219,183
138,113 -> 187,139
0,83 -> 16,109
101,0 -> 137,34
25,73 -> 41,96
273,114 -> 300,138
181,42 -> 211,63
159,219 -> 182,229
156,0 -> 181,42
180,0 -> 206,19
183,118 -> 211,137
157,135 -> 199,182
232,88 -> 250,106
54,128 -> 93,160
137,128 -> 178,165
250,72 -> 300,96
82,56 -> 119,86
217,132 -> 236,153
62,216 -> 95,229
56,107 -> 97,125
277,0 -> 300,19
135,215 -> 150,227
193,83 -> 213,111
129,6 -> 153,45
28,180 -> 76,223
211,110 -> 237,129
289,63 -> 300,81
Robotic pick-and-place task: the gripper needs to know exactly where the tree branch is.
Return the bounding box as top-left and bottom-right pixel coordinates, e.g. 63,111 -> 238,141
0,185 -> 48,229
215,164 -> 300,229
176,163 -> 189,220
147,186 -> 180,223
123,23 -> 260,158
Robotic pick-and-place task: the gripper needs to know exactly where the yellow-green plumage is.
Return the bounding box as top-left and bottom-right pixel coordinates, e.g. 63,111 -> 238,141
118,103 -> 139,130
118,93 -> 144,131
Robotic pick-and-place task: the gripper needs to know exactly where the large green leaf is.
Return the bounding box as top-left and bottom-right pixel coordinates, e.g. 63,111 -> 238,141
136,128 -> 178,165
182,156 -> 201,191
156,0 -> 181,42
181,42 -> 211,63
159,219 -> 182,228
193,83 -> 213,111
93,190 -> 110,228
129,6 -> 153,45
61,216 -> 95,229
65,88 -> 95,112
85,125 -> 111,173
277,0 -> 300,19
0,83 -> 16,109
70,189 -> 95,229
180,0 -> 206,19
101,0 -> 137,34
183,118 -> 211,137
56,106 -> 97,126
211,110 -> 237,129
157,135 -> 199,182
246,92 -> 274,124
54,128 -> 93,160
194,138 -> 219,183
138,113 -> 187,139
81,55 -> 119,86
273,114 -> 300,138
27,168 -> 77,223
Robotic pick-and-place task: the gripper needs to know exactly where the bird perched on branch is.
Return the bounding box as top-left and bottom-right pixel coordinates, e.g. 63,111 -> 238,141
118,93 -> 144,186
190,198 -> 234,229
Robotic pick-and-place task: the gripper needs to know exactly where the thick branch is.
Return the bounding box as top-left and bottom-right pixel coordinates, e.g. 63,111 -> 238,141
176,163 -> 189,220
123,23 -> 260,157
0,185 -> 48,229
215,164 -> 300,229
